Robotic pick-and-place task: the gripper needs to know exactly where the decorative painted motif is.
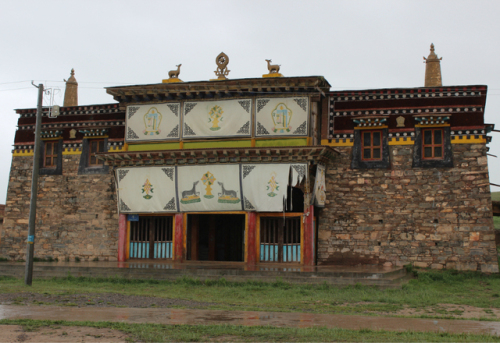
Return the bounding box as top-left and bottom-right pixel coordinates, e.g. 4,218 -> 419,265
161,167 -> 174,181
271,103 -> 293,133
242,165 -> 256,178
167,104 -> 179,116
293,98 -> 308,111
238,100 -> 251,113
201,171 -> 216,199
120,199 -> 131,212
184,123 -> 196,136
236,121 -> 250,134
166,125 -> 179,138
291,164 -> 306,181
180,181 -> 201,204
184,103 -> 197,115
244,196 -> 255,210
267,172 -> 279,197
127,127 -> 139,139
128,106 -> 140,120
118,170 -> 129,182
208,105 -> 223,131
163,197 -> 176,211
257,122 -> 270,135
217,181 -> 240,204
293,121 -> 307,135
142,179 -> 153,200
143,107 -> 162,136
257,99 -> 270,113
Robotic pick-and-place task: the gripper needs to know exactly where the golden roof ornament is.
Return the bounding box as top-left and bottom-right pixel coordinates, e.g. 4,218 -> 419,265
162,64 -> 183,83
213,52 -> 230,80
263,59 -> 283,78
63,68 -> 78,107
423,43 -> 443,87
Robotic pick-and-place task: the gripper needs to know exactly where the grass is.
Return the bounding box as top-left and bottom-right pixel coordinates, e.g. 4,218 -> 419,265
491,191 -> 500,202
494,216 -> 500,230
1,270 -> 500,317
0,319 -> 499,342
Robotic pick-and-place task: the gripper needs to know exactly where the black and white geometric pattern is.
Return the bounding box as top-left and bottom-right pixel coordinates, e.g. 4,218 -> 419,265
256,122 -> 269,135
184,103 -> 197,115
293,121 -> 307,135
242,165 -> 256,179
293,98 -> 308,112
127,106 -> 140,119
236,121 -> 250,134
238,100 -> 251,113
244,196 -> 255,210
167,104 -> 180,117
167,124 -> 179,138
118,170 -> 129,182
257,99 -> 270,113
120,199 -> 131,212
161,167 -> 174,181
127,127 -> 139,139
291,164 -> 307,181
163,197 -> 176,211
184,123 -> 196,136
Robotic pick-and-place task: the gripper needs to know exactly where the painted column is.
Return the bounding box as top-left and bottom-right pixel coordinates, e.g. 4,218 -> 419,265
118,214 -> 127,262
173,213 -> 184,262
246,212 -> 257,266
303,205 -> 315,266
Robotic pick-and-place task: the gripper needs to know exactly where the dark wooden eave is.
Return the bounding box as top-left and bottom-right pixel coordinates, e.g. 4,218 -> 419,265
97,146 -> 338,167
105,76 -> 331,105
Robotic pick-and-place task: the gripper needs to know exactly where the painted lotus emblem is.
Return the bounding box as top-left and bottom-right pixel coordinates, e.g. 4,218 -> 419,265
208,105 -> 223,131
267,172 -> 279,197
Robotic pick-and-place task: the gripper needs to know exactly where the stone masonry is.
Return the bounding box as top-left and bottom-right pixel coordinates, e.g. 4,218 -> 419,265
0,154 -> 119,261
318,143 -> 499,273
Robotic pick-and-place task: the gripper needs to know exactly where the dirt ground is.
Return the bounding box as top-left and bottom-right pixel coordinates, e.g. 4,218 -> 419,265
0,325 -> 129,343
0,292 -> 215,309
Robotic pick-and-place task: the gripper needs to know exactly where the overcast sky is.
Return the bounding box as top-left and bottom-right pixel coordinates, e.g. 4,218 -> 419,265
1,0 -> 500,202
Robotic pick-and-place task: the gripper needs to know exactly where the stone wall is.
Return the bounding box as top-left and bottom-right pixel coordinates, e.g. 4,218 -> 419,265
318,143 -> 499,273
0,154 -> 119,261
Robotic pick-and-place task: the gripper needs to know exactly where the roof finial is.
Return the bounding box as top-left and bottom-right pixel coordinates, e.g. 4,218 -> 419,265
423,43 -> 442,87
63,68 -> 78,107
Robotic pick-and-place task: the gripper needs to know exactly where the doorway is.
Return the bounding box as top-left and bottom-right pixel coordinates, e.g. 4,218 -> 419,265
187,214 -> 245,262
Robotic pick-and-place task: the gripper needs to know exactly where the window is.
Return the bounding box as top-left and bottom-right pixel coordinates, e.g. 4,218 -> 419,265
422,129 -> 443,159
44,141 -> 58,167
362,130 -> 382,161
78,138 -> 109,175
39,139 -> 62,175
351,129 -> 390,169
412,127 -> 453,168
88,139 -> 105,166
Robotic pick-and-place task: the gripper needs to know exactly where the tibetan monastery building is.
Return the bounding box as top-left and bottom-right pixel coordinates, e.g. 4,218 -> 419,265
1,47 -> 498,272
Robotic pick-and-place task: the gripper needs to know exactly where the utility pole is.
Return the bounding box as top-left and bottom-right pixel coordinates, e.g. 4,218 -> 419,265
25,82 -> 44,286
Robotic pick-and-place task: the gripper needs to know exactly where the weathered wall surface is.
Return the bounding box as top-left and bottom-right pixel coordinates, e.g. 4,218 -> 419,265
318,143 -> 499,272
0,154 -> 119,261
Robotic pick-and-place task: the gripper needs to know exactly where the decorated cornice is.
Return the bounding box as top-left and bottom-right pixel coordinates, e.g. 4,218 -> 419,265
329,86 -> 486,102
353,116 -> 387,129
18,120 -> 124,131
414,115 -> 450,126
79,129 -> 108,137
331,106 -> 483,118
41,130 -> 62,139
106,76 -> 330,104
97,146 -> 338,167
16,104 -> 122,118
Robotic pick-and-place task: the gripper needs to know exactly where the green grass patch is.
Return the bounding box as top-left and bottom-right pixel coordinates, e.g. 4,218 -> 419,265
1,319 -> 499,342
491,192 -> 500,202
493,216 -> 500,230
0,270 -> 500,317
